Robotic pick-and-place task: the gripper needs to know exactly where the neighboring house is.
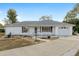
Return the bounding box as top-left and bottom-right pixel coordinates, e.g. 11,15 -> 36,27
5,20 -> 74,37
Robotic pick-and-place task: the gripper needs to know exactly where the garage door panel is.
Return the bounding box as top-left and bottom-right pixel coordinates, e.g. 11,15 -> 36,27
58,29 -> 69,35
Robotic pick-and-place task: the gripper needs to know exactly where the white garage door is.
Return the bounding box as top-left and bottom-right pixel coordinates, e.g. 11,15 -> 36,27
57,27 -> 70,35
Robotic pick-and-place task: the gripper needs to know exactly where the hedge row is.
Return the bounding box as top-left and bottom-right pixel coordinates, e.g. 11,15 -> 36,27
0,29 -> 5,32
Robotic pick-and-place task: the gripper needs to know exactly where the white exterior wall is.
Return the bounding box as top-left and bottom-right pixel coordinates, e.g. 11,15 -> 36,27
5,26 -> 73,36
56,26 -> 73,36
69,27 -> 73,35
5,26 -> 35,36
5,27 -> 22,35
55,27 -> 58,35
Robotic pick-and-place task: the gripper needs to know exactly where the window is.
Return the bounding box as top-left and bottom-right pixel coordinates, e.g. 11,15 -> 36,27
59,27 -> 68,29
42,26 -> 52,32
22,26 -> 28,32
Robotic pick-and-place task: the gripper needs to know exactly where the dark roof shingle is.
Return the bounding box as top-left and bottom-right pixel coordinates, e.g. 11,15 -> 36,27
5,20 -> 74,27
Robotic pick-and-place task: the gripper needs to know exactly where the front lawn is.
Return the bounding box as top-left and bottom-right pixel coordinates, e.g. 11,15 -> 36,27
0,37 -> 43,51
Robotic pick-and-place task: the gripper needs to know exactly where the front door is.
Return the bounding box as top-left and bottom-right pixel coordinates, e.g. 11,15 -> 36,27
35,27 -> 37,36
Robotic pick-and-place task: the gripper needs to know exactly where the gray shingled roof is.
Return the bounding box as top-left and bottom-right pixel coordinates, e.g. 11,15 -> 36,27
5,20 -> 74,27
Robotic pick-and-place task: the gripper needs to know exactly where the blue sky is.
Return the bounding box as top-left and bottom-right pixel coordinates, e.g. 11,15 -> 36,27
0,3 -> 75,23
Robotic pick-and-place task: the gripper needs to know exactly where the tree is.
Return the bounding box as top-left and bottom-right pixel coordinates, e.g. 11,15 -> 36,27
73,3 -> 79,13
0,23 -> 3,28
3,18 -> 10,25
63,3 -> 79,33
63,3 -> 79,23
0,23 -> 4,33
64,10 -> 77,23
7,9 -> 17,24
39,15 -> 52,21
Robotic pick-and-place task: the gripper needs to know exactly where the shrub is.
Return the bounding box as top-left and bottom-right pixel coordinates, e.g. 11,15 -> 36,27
0,29 -> 5,33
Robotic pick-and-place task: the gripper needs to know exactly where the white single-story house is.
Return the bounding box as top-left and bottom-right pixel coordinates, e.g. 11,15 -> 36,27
5,20 -> 74,37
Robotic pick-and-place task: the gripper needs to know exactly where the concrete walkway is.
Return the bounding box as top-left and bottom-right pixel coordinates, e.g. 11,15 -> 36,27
0,39 -> 78,56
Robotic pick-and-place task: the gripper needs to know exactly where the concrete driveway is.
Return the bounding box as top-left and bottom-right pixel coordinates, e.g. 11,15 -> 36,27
0,38 -> 78,56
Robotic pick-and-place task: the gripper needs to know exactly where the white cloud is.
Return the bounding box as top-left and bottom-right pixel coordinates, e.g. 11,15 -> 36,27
17,16 -> 23,22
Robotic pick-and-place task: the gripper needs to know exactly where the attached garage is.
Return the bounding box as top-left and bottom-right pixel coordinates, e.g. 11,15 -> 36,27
57,26 -> 73,36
